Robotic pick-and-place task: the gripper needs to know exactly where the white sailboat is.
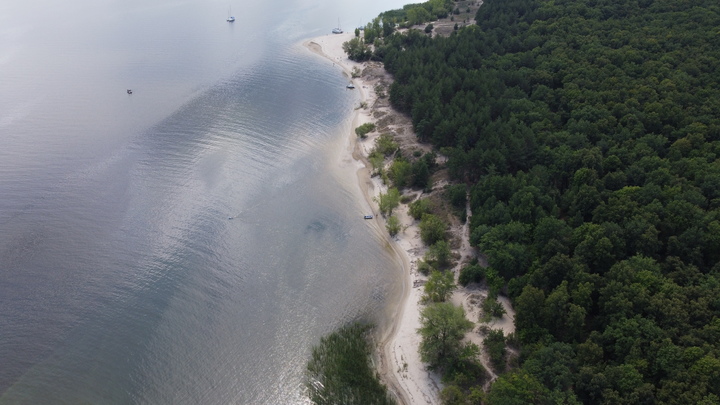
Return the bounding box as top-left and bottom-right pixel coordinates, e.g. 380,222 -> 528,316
332,18 -> 342,34
226,6 -> 235,22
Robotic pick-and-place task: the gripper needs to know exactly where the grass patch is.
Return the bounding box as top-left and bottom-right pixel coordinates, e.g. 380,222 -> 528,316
305,322 -> 395,405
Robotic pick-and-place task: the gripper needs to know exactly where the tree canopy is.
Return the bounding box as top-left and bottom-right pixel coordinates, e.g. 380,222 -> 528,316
418,302 -> 475,369
377,187 -> 401,216
373,0 -> 720,402
423,269 -> 455,303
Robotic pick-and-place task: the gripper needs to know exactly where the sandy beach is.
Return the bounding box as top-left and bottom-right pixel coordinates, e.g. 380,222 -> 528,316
304,32 -> 442,405
303,31 -> 515,405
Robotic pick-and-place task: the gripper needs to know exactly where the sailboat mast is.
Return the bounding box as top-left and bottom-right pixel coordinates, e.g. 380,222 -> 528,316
226,4 -> 235,22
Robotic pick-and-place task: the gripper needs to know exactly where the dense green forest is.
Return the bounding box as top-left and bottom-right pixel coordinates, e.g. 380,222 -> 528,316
375,0 -> 720,403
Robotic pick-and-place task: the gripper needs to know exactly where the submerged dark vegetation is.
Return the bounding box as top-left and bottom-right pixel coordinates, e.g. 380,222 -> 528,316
305,323 -> 395,405
329,0 -> 720,403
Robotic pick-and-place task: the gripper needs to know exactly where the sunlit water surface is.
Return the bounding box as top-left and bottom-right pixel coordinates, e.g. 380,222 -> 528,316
0,0 -> 408,403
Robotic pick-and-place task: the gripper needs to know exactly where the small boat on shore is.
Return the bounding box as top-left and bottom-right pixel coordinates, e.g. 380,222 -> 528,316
332,18 -> 342,34
346,83 -> 355,89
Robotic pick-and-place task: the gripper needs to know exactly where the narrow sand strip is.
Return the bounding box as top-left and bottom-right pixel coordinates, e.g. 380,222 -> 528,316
302,33 -> 442,405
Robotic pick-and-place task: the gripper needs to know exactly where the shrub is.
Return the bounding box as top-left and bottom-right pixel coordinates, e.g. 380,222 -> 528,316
481,295 -> 506,320
376,188 -> 400,216
458,263 -> 485,286
439,385 -> 465,405
375,133 -> 398,155
386,215 -> 401,236
485,267 -> 504,297
444,356 -> 489,392
368,150 -> 385,175
426,240 -> 452,269
412,159 -> 431,189
421,152 -> 437,169
418,259 -> 433,275
355,122 -> 376,138
409,198 -> 432,220
483,329 -> 506,372
420,213 -> 447,245
375,84 -> 387,98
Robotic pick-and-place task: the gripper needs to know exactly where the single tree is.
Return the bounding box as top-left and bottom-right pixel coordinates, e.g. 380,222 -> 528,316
426,240 -> 452,269
459,263 -> 485,286
376,188 -> 401,216
386,215 -> 401,236
411,159 -> 430,189
423,269 -> 455,303
419,213 -> 446,245
390,159 -> 412,189
342,37 -> 371,61
418,302 -> 474,368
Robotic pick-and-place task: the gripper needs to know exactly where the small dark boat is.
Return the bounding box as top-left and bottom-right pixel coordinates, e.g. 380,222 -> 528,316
127,89 -> 132,94
364,215 -> 373,219
346,83 -> 355,89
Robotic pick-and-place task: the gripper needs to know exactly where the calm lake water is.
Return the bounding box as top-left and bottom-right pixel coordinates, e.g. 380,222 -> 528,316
0,0 -> 408,403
